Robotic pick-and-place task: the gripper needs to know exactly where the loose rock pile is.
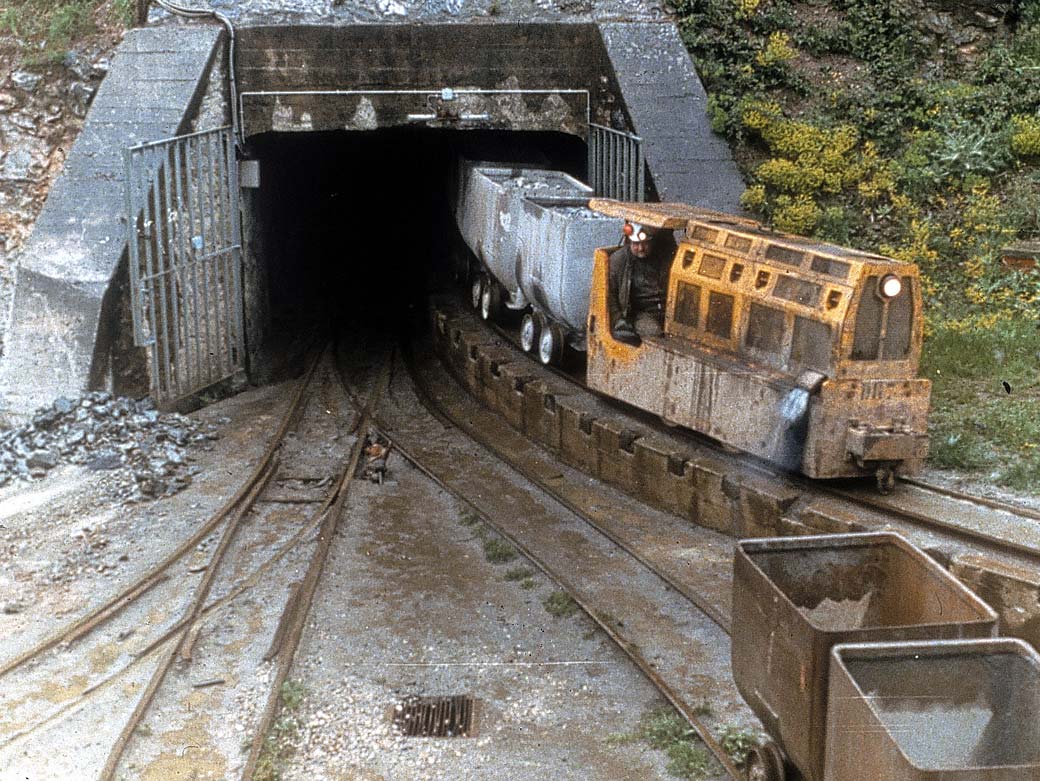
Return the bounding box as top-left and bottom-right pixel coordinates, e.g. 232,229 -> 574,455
0,391 -> 220,500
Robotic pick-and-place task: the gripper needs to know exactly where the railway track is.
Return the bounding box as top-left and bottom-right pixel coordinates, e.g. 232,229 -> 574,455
451,296 -> 1040,574
334,335 -> 755,780
0,348 -> 385,779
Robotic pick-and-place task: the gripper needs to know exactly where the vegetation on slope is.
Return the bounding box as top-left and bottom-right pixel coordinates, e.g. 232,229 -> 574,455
670,0 -> 1040,489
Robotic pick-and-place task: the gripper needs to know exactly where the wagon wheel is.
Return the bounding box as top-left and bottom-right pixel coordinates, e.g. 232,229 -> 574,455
520,312 -> 541,353
470,274 -> 485,310
538,321 -> 564,366
480,279 -> 502,321
745,741 -> 786,781
876,465 -> 896,495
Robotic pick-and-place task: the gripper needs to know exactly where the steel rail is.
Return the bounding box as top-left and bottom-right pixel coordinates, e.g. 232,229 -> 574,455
97,348 -> 327,781
98,462 -> 278,781
238,352 -> 393,781
332,344 -> 744,781
0,348 -> 324,683
0,480 -> 341,753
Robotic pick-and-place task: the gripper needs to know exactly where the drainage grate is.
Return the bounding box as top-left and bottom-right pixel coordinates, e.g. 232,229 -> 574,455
393,695 -> 475,737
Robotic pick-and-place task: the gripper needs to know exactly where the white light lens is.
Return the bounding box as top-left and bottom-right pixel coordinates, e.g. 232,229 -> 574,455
880,275 -> 902,298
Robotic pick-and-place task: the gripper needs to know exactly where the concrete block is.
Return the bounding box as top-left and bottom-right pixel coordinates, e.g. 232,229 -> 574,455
592,417 -> 640,495
632,435 -> 696,519
690,458 -> 734,535
557,395 -> 600,475
951,554 -> 1040,649
495,362 -> 532,430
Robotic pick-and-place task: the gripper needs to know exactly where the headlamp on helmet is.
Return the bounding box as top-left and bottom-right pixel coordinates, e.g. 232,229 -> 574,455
623,222 -> 651,243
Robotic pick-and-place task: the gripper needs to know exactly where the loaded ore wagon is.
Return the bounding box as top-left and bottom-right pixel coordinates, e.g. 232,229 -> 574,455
455,161 -> 622,364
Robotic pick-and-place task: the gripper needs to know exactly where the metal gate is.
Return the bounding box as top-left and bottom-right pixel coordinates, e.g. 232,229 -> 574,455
124,126 -> 245,406
588,123 -> 645,202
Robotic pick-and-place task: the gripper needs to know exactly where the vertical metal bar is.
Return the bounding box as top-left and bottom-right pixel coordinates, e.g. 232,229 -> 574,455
124,148 -> 145,343
218,130 -> 236,375
632,138 -> 640,204
611,131 -> 618,199
195,133 -> 213,385
225,128 -> 245,369
140,150 -> 159,350
177,139 -> 201,391
203,131 -> 221,384
205,130 -> 228,378
150,154 -> 172,402
162,145 -> 187,399
171,141 -> 192,393
624,135 -> 632,202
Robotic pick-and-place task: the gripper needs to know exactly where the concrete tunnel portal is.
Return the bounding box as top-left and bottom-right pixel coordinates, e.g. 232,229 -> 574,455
0,21 -> 746,417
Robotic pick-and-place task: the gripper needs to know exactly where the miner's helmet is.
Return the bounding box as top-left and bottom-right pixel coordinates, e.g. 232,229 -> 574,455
623,221 -> 654,243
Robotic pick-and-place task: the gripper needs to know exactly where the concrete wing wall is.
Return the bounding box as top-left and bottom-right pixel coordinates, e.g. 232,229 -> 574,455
0,26 -> 222,422
599,22 -> 746,212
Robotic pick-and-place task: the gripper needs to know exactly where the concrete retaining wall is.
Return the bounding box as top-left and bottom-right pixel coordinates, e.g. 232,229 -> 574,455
0,25 -> 223,421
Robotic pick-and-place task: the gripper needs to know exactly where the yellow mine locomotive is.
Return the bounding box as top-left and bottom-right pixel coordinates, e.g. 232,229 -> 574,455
454,164 -> 930,489
585,200 -> 930,489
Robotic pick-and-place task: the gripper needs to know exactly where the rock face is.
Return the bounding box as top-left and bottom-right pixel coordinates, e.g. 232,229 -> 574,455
0,391 -> 220,500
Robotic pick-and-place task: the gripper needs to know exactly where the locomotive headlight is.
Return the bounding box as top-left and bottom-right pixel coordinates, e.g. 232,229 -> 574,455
879,274 -> 903,299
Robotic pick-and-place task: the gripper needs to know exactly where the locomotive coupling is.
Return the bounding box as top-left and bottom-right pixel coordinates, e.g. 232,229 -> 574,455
845,421 -> 928,465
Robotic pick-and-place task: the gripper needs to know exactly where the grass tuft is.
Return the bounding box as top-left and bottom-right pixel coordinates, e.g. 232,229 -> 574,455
482,537 -> 517,564
504,566 -> 534,581
542,590 -> 579,618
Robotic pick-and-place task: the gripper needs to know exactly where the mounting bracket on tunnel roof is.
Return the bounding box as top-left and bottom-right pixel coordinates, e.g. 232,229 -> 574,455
588,199 -> 761,232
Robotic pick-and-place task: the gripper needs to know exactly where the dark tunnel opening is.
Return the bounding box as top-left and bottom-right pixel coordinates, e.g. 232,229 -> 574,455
247,128 -> 587,378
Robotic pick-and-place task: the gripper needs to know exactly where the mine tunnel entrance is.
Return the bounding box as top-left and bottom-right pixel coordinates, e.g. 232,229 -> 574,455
245,128 -> 587,380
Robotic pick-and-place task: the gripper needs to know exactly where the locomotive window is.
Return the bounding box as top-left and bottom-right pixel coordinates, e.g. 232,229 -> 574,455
730,263 -> 745,283
773,276 -> 822,307
882,278 -> 914,359
791,316 -> 832,369
851,277 -> 883,359
699,253 -> 727,280
691,226 -> 719,244
755,270 -> 771,289
725,234 -> 753,253
810,255 -> 851,280
765,244 -> 805,267
681,250 -> 696,270
706,291 -> 735,340
674,282 -> 702,328
745,303 -> 785,354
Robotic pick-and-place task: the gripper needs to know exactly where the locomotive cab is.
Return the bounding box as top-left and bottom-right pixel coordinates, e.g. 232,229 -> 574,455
585,199 -> 930,483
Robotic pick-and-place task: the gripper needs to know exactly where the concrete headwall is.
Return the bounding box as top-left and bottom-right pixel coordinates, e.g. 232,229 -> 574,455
0,26 -> 223,421
235,24 -> 622,138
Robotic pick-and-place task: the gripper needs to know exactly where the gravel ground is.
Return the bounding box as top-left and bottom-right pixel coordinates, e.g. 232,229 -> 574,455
0,380 -> 290,779
273,450 -> 678,781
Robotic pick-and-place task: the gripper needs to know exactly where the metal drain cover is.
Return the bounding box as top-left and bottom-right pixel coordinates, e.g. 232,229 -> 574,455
393,695 -> 475,737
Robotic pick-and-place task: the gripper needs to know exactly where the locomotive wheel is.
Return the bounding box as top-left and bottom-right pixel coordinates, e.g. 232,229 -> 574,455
745,741 -> 786,781
480,279 -> 502,321
538,322 -> 564,366
470,274 -> 485,310
520,313 -> 540,353
876,465 -> 896,495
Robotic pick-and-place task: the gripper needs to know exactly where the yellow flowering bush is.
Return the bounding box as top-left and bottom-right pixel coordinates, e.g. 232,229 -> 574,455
1010,115 -> 1040,157
772,194 -> 822,234
735,0 -> 760,19
756,32 -> 797,68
